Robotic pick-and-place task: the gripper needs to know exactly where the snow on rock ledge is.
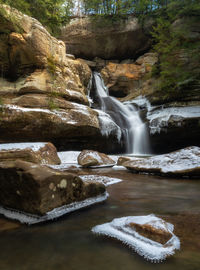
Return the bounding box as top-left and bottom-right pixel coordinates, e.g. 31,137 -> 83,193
92,214 -> 180,262
147,106 -> 200,135
0,142 -> 60,165
124,146 -> 200,178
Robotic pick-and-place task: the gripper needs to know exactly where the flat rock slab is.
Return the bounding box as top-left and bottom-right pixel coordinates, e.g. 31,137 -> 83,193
92,214 -> 180,262
0,160 -> 105,216
0,142 -> 61,165
123,146 -> 200,178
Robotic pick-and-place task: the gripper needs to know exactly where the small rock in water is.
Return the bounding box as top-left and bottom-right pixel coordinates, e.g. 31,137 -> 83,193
117,156 -> 132,166
92,214 -> 180,262
78,150 -> 115,167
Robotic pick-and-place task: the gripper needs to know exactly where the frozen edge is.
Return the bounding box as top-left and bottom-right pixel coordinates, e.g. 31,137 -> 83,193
0,192 -> 109,225
92,215 -> 180,263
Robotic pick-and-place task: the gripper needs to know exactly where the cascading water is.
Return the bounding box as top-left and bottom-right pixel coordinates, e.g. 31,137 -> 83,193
93,72 -> 150,155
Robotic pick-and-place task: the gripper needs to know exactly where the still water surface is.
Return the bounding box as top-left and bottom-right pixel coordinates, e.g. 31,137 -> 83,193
0,169 -> 200,270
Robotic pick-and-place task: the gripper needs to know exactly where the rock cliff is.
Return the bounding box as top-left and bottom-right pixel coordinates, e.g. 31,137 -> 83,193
0,5 -> 122,152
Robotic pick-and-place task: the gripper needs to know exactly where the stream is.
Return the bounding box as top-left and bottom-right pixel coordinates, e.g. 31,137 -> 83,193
0,168 -> 200,270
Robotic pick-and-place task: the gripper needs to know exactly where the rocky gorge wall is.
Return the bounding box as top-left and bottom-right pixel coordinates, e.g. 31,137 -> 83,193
0,5 -> 199,154
0,5 -> 124,153
61,16 -> 200,154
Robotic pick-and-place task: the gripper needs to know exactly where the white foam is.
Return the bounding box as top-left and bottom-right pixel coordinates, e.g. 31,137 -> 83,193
92,214 -> 180,262
0,192 -> 108,225
79,175 -> 122,186
0,142 -> 47,152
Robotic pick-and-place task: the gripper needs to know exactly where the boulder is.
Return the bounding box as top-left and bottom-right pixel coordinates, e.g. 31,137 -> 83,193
0,142 -> 60,165
101,53 -> 158,98
0,160 -> 105,215
78,150 -> 115,167
117,156 -> 132,166
60,17 -> 153,60
123,146 -> 200,178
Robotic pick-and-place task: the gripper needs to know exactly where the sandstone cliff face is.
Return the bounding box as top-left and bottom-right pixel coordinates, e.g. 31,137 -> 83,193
0,5 -> 122,152
60,16 -> 152,60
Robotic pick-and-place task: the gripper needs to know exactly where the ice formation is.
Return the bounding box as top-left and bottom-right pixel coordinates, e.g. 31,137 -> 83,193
147,106 -> 200,134
95,109 -> 122,142
0,192 -> 108,225
92,214 -> 180,262
79,175 -> 122,186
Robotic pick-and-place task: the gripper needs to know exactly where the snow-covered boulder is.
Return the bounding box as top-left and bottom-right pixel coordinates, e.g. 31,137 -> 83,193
78,150 -> 115,168
123,146 -> 200,178
92,214 -> 180,262
0,142 -> 60,165
0,159 -> 106,222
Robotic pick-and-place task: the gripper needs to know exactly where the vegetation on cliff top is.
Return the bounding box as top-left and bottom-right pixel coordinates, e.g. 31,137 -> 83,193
0,0 -> 73,36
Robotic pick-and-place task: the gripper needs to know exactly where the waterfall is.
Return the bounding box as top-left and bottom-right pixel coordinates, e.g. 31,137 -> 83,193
93,72 -> 150,155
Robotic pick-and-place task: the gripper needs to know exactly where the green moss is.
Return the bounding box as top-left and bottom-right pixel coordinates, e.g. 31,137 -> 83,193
47,57 -> 57,78
48,97 -> 59,111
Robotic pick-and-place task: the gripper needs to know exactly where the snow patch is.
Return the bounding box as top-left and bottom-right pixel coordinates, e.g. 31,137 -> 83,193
127,146 -> 200,174
147,106 -> 200,134
0,192 -> 108,225
58,151 -> 81,164
0,142 -> 47,152
92,214 -> 180,262
80,175 -> 122,186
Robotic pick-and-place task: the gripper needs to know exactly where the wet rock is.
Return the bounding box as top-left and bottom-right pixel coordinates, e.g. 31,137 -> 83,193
147,105 -> 200,153
78,150 -> 115,167
129,223 -> 172,245
0,142 -> 60,165
60,17 -> 153,60
124,146 -> 200,178
92,214 -> 180,262
117,156 -> 132,166
0,160 -> 105,215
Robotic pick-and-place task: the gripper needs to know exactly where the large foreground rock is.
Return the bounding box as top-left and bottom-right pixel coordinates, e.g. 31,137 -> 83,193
78,150 -> 115,167
60,16 -> 152,60
0,160 -> 105,215
0,142 -> 60,164
123,146 -> 200,178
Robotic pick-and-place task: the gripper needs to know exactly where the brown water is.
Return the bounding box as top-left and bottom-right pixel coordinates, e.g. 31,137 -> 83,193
0,169 -> 200,270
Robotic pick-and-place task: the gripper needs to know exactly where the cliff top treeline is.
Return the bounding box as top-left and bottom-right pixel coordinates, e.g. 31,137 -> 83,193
0,0 -> 199,35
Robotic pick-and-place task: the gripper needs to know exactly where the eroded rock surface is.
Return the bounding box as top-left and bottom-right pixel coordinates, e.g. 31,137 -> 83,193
101,53 -> 157,98
0,160 -> 105,215
124,146 -> 200,178
78,150 -> 115,167
60,17 -> 152,60
0,5 -> 122,152
0,142 -> 60,164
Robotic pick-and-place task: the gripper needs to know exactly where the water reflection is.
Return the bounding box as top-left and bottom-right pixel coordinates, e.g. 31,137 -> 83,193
0,170 -> 200,270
